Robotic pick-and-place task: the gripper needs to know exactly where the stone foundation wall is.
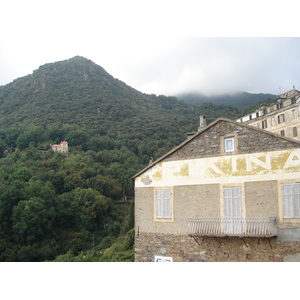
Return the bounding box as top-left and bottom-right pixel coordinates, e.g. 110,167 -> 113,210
135,232 -> 300,262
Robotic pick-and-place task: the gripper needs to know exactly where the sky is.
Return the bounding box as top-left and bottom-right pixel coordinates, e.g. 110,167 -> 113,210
1,1 -> 300,97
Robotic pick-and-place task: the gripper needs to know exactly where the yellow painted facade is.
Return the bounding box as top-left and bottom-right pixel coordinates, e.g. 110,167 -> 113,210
135,149 -> 300,188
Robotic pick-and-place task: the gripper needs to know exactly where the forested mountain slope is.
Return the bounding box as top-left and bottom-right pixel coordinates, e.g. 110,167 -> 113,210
0,56 -> 153,128
0,56 -> 241,159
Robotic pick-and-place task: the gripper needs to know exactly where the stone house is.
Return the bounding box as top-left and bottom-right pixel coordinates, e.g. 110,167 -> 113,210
133,117 -> 300,262
236,88 -> 300,140
50,141 -> 68,153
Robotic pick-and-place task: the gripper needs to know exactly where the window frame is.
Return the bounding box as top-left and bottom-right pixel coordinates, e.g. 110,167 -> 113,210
282,183 -> 300,219
220,184 -> 246,234
223,186 -> 242,219
293,126 -> 298,137
221,134 -> 238,155
271,117 -> 275,126
262,120 -> 268,129
154,187 -> 174,222
224,137 -> 234,153
278,114 -> 285,124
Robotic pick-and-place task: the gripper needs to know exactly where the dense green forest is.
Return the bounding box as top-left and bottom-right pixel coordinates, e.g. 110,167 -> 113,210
0,56 -> 276,261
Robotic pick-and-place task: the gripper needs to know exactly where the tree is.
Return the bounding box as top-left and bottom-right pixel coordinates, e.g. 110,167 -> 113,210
12,197 -> 56,244
16,126 -> 47,148
72,188 -> 110,231
17,245 -> 38,262
10,166 -> 31,182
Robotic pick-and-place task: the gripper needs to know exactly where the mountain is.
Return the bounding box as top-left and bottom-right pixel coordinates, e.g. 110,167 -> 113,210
0,56 -> 153,129
176,91 -> 278,110
0,56 -> 242,157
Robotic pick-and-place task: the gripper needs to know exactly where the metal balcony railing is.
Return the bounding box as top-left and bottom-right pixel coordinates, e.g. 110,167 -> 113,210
187,217 -> 277,238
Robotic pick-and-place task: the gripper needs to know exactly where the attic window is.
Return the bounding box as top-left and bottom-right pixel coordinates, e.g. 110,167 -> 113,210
224,137 -> 234,152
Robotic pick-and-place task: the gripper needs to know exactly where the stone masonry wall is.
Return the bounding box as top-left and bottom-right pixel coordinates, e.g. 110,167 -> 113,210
135,232 -> 300,262
165,120 -> 300,161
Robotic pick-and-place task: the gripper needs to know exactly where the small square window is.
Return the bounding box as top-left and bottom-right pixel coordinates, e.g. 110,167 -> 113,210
225,137 -> 234,152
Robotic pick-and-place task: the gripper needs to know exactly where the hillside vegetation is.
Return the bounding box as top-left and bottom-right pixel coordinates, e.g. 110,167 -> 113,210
0,56 -> 275,261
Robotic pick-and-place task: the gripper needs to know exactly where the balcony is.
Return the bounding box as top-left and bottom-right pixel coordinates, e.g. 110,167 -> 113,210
187,217 -> 277,238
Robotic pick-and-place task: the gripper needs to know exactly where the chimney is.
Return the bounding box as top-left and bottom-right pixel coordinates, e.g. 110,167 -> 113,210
198,115 -> 207,131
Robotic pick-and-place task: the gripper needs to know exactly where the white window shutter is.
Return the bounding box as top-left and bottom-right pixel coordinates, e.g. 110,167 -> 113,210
224,187 -> 241,219
232,187 -> 241,218
224,187 -> 232,219
282,184 -> 293,218
156,190 -> 164,218
156,189 -> 171,219
293,183 -> 300,218
163,189 -> 171,218
223,186 -> 242,234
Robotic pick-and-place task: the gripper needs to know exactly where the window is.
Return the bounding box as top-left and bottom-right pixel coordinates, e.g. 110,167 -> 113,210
224,187 -> 242,219
224,137 -> 234,152
282,183 -> 300,218
292,109 -> 297,119
223,186 -> 242,234
271,117 -> 275,126
278,114 -> 285,124
293,127 -> 298,137
262,120 -> 268,129
156,189 -> 172,219
280,130 -> 285,136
